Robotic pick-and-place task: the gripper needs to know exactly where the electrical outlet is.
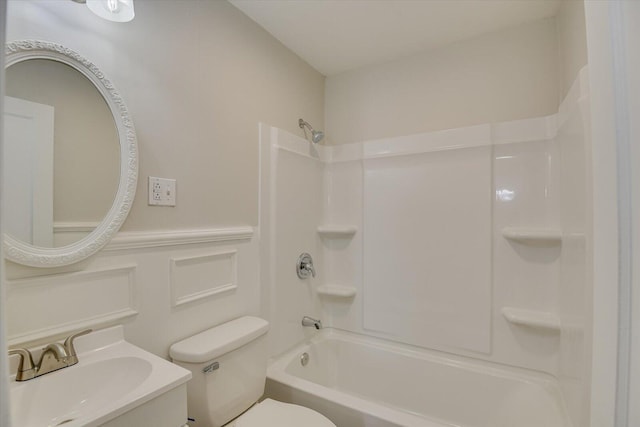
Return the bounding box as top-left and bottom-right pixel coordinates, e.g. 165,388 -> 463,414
148,176 -> 177,206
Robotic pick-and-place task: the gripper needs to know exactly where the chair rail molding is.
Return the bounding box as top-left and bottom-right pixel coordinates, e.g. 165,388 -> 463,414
105,227 -> 255,251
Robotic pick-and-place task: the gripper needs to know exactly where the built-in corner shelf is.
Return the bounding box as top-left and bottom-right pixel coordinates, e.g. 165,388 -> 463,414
316,285 -> 357,298
317,225 -> 358,238
501,307 -> 560,332
501,227 -> 562,246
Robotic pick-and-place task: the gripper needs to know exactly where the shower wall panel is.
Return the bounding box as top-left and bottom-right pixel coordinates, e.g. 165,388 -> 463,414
321,119 -> 563,373
491,139 -> 561,372
362,147 -> 492,353
260,127 -> 326,357
557,68 -> 590,427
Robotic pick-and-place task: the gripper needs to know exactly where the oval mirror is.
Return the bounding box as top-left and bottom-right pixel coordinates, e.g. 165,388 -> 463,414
3,40 -> 138,267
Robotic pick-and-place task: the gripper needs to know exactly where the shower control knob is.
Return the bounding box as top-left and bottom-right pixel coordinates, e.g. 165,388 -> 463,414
296,253 -> 316,279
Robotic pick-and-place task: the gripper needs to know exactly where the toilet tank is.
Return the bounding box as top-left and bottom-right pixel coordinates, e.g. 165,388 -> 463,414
170,317 -> 270,427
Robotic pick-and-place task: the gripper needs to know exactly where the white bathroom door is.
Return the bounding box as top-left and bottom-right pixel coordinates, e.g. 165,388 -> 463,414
3,96 -> 54,247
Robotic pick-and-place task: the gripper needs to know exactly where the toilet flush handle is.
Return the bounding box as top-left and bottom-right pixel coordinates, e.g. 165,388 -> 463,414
203,361 -> 219,373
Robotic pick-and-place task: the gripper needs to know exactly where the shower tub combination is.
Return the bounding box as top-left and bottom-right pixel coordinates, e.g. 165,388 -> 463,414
266,329 -> 570,427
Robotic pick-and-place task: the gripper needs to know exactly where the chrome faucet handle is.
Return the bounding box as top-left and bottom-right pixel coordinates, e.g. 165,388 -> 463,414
304,263 -> 316,277
296,253 -> 316,279
63,328 -> 92,360
8,348 -> 36,381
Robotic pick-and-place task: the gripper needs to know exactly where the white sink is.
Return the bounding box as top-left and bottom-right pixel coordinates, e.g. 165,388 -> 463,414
9,326 -> 191,427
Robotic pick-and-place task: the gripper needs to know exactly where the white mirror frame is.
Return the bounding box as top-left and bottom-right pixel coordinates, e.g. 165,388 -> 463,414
3,40 -> 138,267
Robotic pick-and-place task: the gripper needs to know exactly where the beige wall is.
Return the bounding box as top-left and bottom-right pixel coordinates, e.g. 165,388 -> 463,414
2,0 -> 323,358
325,18 -> 560,145
557,0 -> 588,103
7,0 -> 324,230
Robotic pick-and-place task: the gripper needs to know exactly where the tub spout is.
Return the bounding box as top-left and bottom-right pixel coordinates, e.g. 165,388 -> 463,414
302,316 -> 322,330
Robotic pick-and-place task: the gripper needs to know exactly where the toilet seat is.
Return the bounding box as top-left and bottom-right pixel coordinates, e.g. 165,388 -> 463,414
229,398 -> 336,427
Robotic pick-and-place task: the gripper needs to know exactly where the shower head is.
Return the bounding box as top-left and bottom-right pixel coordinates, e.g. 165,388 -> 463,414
298,118 -> 324,143
311,130 -> 325,144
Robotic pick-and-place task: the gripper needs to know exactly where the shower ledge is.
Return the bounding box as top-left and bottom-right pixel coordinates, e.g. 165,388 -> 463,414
316,285 -> 357,298
317,225 -> 358,237
501,307 -> 560,332
501,227 -> 561,246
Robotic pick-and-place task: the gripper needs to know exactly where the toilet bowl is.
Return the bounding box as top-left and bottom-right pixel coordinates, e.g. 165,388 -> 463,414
170,316 -> 335,427
227,398 -> 334,427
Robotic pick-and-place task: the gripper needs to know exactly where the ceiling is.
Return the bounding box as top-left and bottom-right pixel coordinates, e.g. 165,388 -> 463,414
229,0 -> 561,76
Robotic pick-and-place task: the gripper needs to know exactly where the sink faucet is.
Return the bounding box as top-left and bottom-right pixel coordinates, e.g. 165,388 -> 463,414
8,329 -> 92,381
38,342 -> 71,376
302,316 -> 322,330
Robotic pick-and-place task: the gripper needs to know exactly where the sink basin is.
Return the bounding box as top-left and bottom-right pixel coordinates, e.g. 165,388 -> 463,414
11,357 -> 152,426
9,326 -> 191,427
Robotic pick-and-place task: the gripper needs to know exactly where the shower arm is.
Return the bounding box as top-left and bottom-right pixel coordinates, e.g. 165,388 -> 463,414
298,118 -> 312,132
299,119 -> 309,140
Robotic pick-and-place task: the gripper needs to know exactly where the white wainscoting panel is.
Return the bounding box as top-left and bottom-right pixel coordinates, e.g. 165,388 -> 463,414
7,265 -> 137,345
170,250 -> 238,307
363,146 -> 492,354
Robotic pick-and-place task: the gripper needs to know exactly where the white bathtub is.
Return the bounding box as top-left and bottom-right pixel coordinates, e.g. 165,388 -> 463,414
266,329 -> 571,427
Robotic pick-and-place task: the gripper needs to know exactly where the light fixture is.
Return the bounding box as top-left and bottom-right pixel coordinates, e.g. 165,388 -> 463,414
72,0 -> 135,23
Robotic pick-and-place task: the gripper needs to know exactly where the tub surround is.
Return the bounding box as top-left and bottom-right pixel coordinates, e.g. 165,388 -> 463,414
261,120 -> 559,364
260,67 -> 590,425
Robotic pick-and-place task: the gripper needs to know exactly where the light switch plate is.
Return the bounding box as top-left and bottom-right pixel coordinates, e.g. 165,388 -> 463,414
148,176 -> 176,206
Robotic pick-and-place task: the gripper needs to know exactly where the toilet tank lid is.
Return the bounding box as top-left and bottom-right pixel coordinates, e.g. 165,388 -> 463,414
170,316 -> 269,363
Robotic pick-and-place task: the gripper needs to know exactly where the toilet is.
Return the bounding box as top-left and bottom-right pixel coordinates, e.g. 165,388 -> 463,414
170,316 -> 336,427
